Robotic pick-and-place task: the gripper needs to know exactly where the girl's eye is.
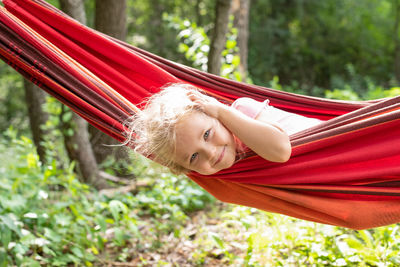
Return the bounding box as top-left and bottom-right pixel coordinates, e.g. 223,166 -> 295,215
190,152 -> 198,164
204,129 -> 210,140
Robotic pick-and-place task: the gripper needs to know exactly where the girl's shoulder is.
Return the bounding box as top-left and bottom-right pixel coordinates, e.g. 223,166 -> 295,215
231,97 -> 270,119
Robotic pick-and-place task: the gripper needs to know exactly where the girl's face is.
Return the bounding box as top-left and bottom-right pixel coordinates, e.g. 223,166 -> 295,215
174,111 -> 236,175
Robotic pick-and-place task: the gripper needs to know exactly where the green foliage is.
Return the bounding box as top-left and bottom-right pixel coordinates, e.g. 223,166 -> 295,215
325,88 -> 361,101
249,0 -> 398,93
187,205 -> 400,266
36,96 -> 70,168
221,18 -> 243,82
138,172 -> 214,216
0,63 -> 27,134
165,15 -> 210,71
0,131 -> 214,265
165,14 -> 243,81
325,80 -> 400,101
0,129 -> 96,266
126,0 -> 215,59
124,0 -> 400,94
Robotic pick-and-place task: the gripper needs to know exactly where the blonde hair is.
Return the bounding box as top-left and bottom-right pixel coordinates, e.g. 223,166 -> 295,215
126,83 -> 205,174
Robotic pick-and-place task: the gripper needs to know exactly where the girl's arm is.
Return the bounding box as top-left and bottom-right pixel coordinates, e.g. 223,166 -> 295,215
190,93 -> 291,163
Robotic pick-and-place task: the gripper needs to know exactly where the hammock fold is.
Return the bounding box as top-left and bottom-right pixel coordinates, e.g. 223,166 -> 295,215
1,0 -> 399,229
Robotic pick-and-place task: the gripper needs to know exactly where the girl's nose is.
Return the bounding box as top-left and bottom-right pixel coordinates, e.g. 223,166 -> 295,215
203,144 -> 216,160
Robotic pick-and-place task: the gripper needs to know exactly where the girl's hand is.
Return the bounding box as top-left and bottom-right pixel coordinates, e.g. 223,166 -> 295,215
187,91 -> 226,118
188,89 -> 291,163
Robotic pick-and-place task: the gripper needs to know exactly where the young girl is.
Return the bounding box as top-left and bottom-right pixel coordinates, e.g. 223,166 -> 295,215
128,83 -> 321,175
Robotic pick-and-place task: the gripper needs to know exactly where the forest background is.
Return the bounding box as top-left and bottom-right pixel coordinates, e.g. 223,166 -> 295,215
1,0 -> 400,266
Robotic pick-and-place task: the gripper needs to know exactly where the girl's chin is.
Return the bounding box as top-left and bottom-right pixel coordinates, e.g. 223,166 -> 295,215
195,155 -> 236,175
213,160 -> 235,174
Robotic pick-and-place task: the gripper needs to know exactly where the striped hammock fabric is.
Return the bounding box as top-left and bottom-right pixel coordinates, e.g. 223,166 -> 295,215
1,0 -> 400,229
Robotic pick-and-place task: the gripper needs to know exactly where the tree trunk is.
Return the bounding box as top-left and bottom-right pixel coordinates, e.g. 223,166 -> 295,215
208,0 -> 232,75
91,0 -> 129,165
59,0 -> 108,189
59,0 -> 86,23
148,0 -> 165,56
394,0 -> 400,82
94,0 -> 127,41
23,80 -> 49,164
62,110 -> 107,188
232,0 -> 250,80
195,0 -> 203,26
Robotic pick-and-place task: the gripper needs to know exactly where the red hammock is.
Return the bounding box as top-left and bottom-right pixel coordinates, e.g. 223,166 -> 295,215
1,0 -> 400,230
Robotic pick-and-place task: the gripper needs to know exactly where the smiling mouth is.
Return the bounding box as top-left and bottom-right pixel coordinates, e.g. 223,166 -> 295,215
214,146 -> 226,166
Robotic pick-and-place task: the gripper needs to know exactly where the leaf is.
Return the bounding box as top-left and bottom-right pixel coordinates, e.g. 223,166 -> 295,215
26,153 -> 38,169
69,204 -> 84,220
114,227 -> 125,246
66,128 -> 74,137
358,230 -> 373,248
97,216 -> 107,232
91,246 -> 99,255
43,246 -> 57,257
44,228 -> 62,242
210,233 -> 225,249
19,257 -> 41,267
71,247 -> 84,258
0,227 -> 11,249
0,249 -> 9,267
226,39 -> 237,49
190,199 -> 204,210
231,55 -> 240,67
0,214 -> 21,236
54,214 -> 72,227
334,258 -> 347,266
178,43 -> 189,53
344,237 -> 363,249
66,253 -> 80,264
1,195 -> 27,211
105,218 -> 114,224
61,111 -> 73,123
13,243 -> 28,255
20,136 -> 32,145
96,235 -> 104,250
109,200 -> 127,223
